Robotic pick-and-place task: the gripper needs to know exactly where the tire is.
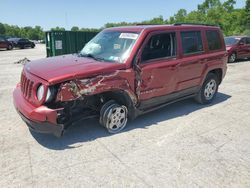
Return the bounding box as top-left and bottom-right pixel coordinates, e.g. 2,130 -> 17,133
195,73 -> 219,104
99,100 -> 128,134
228,52 -> 236,63
7,44 -> 13,50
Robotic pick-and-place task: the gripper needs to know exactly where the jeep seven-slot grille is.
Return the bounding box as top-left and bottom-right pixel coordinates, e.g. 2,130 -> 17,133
21,73 -> 34,99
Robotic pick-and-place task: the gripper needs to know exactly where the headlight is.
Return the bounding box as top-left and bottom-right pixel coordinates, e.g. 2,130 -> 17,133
37,85 -> 54,102
37,85 -> 45,101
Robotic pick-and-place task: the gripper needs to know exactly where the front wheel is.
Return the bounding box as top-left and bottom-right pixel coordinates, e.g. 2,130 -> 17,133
100,100 -> 128,134
228,52 -> 236,63
7,44 -> 13,50
195,73 -> 219,104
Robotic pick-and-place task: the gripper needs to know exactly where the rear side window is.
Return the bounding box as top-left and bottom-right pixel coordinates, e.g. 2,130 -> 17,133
181,31 -> 203,54
206,30 -> 222,51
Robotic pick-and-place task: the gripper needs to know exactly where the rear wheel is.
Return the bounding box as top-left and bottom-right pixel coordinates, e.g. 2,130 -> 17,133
195,73 -> 219,104
228,52 -> 236,63
100,100 -> 128,134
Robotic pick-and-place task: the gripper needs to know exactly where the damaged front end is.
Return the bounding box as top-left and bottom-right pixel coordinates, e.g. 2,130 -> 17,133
47,70 -> 138,134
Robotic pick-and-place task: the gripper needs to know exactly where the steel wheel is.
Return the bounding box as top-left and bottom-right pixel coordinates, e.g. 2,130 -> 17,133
7,44 -> 12,50
100,101 -> 128,134
195,73 -> 219,104
204,79 -> 217,100
229,53 -> 236,63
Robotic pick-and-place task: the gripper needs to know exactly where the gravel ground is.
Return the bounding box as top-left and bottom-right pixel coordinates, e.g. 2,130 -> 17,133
0,44 -> 250,188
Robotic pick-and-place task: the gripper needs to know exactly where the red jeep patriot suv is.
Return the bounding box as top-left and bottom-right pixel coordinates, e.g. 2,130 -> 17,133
13,24 -> 227,137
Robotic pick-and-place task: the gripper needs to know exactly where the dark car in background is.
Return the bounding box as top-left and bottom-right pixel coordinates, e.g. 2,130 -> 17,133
225,36 -> 250,63
0,36 -> 13,50
8,38 -> 35,49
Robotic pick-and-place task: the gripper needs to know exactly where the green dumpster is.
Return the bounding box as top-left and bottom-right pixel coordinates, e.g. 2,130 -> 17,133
45,31 -> 99,57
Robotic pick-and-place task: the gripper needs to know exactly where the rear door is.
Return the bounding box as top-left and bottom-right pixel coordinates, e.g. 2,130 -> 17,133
177,30 -> 205,91
136,31 -> 179,103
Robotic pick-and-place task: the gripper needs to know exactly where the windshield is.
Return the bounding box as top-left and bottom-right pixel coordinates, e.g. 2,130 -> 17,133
80,31 -> 140,63
224,37 -> 240,45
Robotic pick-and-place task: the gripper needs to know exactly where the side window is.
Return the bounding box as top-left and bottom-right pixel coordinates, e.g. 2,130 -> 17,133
240,38 -> 246,44
206,30 -> 222,51
142,32 -> 176,62
181,31 -> 203,54
0,37 -> 5,42
246,38 -> 250,45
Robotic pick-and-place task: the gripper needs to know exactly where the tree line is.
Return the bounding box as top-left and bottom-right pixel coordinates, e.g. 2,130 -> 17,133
0,0 -> 249,40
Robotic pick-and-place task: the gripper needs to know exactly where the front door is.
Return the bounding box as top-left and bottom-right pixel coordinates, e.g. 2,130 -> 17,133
245,37 -> 250,58
238,38 -> 248,58
136,31 -> 179,106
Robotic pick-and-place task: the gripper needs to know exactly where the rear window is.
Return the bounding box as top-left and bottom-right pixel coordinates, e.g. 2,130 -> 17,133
181,31 -> 203,54
206,30 -> 222,51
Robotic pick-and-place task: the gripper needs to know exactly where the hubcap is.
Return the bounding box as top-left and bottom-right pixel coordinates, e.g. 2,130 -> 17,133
106,106 -> 127,133
230,53 -> 236,62
204,79 -> 217,100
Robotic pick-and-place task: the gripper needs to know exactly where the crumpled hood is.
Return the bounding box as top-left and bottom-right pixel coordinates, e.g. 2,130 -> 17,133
24,54 -> 125,84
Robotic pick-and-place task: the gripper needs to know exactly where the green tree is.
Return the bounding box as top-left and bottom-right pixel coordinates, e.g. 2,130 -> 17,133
223,0 -> 236,12
245,0 -> 250,26
51,26 -> 65,31
71,26 -> 79,31
198,0 -> 221,14
169,9 -> 187,23
0,23 -> 5,35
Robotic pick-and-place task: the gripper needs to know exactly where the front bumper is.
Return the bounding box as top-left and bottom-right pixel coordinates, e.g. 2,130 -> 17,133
18,110 -> 64,137
13,85 -> 64,137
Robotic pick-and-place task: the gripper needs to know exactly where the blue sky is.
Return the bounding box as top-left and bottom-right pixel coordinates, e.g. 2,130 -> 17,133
0,0 -> 246,30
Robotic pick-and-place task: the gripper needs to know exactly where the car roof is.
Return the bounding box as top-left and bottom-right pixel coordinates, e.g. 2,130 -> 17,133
105,24 -> 220,32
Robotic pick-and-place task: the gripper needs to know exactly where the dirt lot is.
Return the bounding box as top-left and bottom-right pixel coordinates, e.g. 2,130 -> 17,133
0,44 -> 250,188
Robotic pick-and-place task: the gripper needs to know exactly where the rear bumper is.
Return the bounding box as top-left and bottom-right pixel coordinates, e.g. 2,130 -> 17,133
13,84 -> 64,137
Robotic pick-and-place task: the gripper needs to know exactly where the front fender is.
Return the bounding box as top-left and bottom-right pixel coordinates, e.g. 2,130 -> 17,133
56,69 -> 138,105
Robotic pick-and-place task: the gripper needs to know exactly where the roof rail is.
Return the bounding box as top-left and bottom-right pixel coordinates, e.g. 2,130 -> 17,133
136,23 -> 163,26
174,23 -> 218,27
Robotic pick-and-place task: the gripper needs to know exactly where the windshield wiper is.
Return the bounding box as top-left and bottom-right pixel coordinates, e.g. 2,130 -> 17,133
79,53 -> 106,61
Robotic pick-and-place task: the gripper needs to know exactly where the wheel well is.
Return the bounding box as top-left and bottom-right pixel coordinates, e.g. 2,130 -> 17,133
100,90 -> 136,119
209,69 -> 223,84
230,51 -> 237,57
